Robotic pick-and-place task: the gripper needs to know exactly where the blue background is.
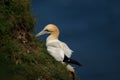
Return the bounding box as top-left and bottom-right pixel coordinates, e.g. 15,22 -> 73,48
31,0 -> 120,80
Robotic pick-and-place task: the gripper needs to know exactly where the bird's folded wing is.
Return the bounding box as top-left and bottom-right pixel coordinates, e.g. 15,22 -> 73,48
47,40 -> 73,58
60,41 -> 73,58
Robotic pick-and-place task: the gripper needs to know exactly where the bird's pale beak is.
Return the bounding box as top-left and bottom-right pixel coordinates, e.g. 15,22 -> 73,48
35,30 -> 46,37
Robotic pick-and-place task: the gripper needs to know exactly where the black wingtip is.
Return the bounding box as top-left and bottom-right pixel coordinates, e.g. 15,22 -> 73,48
69,58 -> 83,67
63,55 -> 83,67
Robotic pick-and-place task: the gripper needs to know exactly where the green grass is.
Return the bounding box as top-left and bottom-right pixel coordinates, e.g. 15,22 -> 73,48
0,0 -> 73,80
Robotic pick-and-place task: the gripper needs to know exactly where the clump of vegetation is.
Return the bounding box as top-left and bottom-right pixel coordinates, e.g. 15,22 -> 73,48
0,0 -> 73,80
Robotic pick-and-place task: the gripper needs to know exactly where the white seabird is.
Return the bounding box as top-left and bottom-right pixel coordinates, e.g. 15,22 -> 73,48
36,24 -> 82,74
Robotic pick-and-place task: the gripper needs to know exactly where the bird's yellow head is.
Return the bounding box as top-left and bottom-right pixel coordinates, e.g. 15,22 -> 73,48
36,24 -> 60,39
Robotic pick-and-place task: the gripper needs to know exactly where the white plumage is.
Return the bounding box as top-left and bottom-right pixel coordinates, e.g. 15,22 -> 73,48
46,39 -> 73,61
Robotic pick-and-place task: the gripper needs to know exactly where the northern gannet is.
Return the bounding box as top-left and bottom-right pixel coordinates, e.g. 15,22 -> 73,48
36,24 -> 82,76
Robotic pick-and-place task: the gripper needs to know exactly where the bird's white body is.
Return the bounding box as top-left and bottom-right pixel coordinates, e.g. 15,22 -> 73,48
46,38 -> 73,62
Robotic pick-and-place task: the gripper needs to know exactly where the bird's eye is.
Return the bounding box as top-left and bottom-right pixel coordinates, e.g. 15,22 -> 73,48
44,29 -> 49,32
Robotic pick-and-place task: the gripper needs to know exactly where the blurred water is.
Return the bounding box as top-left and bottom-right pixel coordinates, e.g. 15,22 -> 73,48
31,0 -> 120,80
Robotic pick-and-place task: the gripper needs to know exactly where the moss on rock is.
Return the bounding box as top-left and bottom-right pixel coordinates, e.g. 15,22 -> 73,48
0,0 -> 73,80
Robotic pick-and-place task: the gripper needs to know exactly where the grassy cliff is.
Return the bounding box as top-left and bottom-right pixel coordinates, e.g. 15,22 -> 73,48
0,0 -> 73,80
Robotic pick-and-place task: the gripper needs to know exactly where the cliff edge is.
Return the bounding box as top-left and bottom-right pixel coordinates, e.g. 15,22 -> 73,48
0,0 -> 74,80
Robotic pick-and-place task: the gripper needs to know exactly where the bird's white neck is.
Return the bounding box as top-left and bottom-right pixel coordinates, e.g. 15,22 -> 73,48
47,35 -> 58,42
